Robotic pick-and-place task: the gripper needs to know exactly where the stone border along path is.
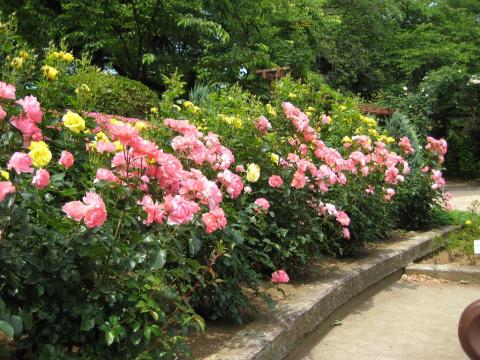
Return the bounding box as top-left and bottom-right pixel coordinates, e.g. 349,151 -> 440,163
202,226 -> 456,360
406,263 -> 480,285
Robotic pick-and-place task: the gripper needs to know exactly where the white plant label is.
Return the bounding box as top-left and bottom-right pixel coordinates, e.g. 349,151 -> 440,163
474,240 -> 480,255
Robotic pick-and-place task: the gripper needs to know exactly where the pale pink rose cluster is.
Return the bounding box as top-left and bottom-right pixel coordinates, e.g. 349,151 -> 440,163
63,192 -> 107,228
399,136 -> 415,155
82,116 -> 236,234
166,119 -> 235,171
254,116 -> 272,134
425,136 -> 447,163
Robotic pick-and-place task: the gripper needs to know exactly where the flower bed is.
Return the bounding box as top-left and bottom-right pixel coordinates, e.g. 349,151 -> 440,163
0,49 -> 451,358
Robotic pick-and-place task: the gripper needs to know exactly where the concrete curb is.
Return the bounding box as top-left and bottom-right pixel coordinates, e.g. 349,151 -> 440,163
202,226 -> 456,360
406,263 -> 480,284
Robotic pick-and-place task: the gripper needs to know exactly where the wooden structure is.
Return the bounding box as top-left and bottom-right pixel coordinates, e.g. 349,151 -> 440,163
358,103 -> 394,116
255,67 -> 290,81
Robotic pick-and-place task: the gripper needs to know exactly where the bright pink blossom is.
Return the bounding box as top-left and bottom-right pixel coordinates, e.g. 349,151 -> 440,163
268,175 -> 283,188
16,95 -> 42,123
7,152 -> 33,174
0,181 -> 15,202
202,207 -> 227,234
82,192 -> 107,228
271,270 -> 289,283
138,195 -> 165,225
255,116 -> 272,133
164,195 -> 200,225
63,192 -> 107,228
32,169 -> 50,189
62,201 -> 86,221
254,198 -> 270,212
59,151 -> 74,169
95,168 -> 117,183
0,82 -> 15,99
336,211 -> 350,227
217,169 -> 244,199
342,227 -> 351,239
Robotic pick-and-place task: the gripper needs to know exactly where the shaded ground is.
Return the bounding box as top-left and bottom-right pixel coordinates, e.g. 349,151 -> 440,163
286,276 -> 479,360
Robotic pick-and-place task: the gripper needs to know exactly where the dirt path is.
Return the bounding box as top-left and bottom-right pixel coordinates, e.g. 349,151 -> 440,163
446,180 -> 480,211
286,277 -> 479,360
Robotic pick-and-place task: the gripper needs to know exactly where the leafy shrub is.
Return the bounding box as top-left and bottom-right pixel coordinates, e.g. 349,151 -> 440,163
68,70 -> 160,118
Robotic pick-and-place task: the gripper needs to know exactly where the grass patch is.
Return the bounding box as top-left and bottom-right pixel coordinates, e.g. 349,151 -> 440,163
431,201 -> 480,264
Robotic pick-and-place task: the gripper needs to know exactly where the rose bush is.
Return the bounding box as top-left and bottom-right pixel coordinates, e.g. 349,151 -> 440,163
0,41 -> 451,358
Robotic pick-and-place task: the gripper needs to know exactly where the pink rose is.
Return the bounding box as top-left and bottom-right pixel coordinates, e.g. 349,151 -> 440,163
217,169 -> 244,199
10,115 -> 43,146
59,151 -> 74,169
342,227 -> 351,239
0,105 -> 6,120
254,198 -> 270,212
268,175 -> 283,188
108,123 -> 139,146
202,207 -> 227,234
321,114 -> 331,125
235,165 -> 245,173
164,195 -> 200,225
62,192 -> 107,228
255,116 -> 272,133
0,82 -> 15,99
138,195 -> 165,225
95,141 -> 116,153
16,95 -> 42,123
0,181 -> 15,202
32,169 -> 50,189
62,201 -> 86,221
82,192 -> 107,228
336,211 -> 350,227
131,136 -> 158,157
384,188 -> 396,202
95,168 -> 117,183
7,152 -> 33,174
271,270 -> 289,283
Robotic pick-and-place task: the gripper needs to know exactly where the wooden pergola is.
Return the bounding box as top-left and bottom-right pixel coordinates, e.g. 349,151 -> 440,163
255,66 -> 291,81
358,104 -> 394,116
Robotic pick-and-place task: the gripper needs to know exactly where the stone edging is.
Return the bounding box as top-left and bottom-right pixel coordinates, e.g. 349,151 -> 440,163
406,263 -> 480,284
202,226 -> 456,360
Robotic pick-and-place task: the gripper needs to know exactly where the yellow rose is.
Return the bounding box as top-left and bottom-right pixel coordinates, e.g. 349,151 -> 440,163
386,137 -> 395,144
233,118 -> 243,129
28,141 -> 52,168
42,65 -> 59,80
288,92 -> 297,98
63,111 -> 86,134
63,52 -> 74,62
183,101 -> 194,108
342,136 -> 352,143
19,50 -> 29,59
246,163 -> 260,182
270,153 -> 280,165
134,121 -> 148,131
266,103 -> 277,117
114,141 -> 124,151
95,132 -> 109,142
466,220 -> 472,225
0,171 -> 9,180
11,57 -> 24,69
150,107 -> 158,114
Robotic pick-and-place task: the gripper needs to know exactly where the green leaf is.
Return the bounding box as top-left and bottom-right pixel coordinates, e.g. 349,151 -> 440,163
80,317 -> 95,331
105,331 -> 114,346
151,250 -> 166,270
188,235 -> 201,256
10,316 -> 22,336
0,321 -> 14,338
